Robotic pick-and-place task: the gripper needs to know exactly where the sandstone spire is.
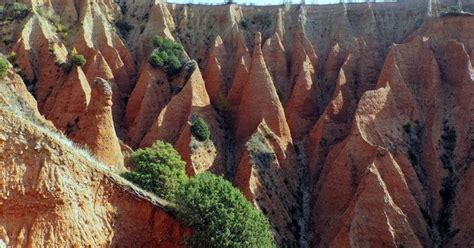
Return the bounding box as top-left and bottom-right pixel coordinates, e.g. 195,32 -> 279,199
125,63 -> 172,147
141,65 -> 225,175
236,32 -> 292,147
262,32 -> 288,103
204,35 -> 227,103
69,78 -> 124,168
44,66 -> 91,131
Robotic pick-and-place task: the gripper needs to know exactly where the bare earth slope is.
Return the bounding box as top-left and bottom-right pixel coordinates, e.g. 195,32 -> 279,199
0,65 -> 189,247
1,0 -> 474,247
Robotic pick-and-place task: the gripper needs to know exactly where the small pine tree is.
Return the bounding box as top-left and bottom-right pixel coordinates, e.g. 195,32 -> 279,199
191,117 -> 210,141
149,35 -> 185,75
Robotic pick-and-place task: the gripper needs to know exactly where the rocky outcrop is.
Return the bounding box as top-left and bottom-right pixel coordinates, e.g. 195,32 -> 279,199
125,63 -> 172,147
203,35 -> 227,103
69,78 -> 124,168
262,32 -> 288,103
43,66 -> 91,131
2,1 -> 474,246
0,69 -> 189,247
84,51 -> 122,126
234,121 -> 299,246
309,18 -> 474,247
236,32 -> 292,147
141,64 -> 225,176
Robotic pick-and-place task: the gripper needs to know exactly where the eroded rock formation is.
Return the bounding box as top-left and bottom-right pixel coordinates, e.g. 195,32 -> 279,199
1,0 -> 474,246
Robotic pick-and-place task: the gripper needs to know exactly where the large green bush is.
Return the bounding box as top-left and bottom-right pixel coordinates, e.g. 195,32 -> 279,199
191,117 -> 210,141
0,57 -> 8,79
176,172 -> 275,248
121,141 -> 187,200
122,141 -> 274,247
149,35 -> 184,75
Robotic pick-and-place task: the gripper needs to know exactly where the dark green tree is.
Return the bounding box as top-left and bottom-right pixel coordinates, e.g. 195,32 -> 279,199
149,35 -> 184,75
191,117 -> 210,141
121,141 -> 188,200
176,172 -> 275,248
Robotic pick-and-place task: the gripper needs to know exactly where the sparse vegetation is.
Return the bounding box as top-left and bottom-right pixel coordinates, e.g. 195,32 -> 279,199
191,117 -> 210,141
0,3 -> 30,20
149,35 -> 185,75
0,57 -> 8,79
215,94 -> 232,112
247,132 -> 275,169
121,140 -> 274,247
12,3 -> 30,20
70,48 -> 86,67
239,17 -> 249,29
6,51 -> 16,64
121,141 -> 187,200
36,6 -> 69,39
176,172 -> 275,248
71,54 -> 86,66
403,121 -> 423,167
115,19 -> 133,38
439,6 -> 465,17
439,121 -> 456,171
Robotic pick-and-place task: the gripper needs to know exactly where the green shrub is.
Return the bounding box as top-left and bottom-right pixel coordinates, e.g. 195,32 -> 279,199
166,54 -> 182,74
153,35 -> 164,48
176,172 -> 275,248
6,51 -> 16,64
239,17 -> 249,29
149,53 -> 165,68
121,141 -> 187,200
0,57 -> 8,79
191,117 -> 210,141
71,54 -> 86,66
149,35 -> 184,75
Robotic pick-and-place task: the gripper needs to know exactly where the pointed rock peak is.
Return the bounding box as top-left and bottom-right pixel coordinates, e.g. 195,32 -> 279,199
275,9 -> 285,38
253,32 -> 263,56
91,77 -> 113,106
214,35 -> 224,48
43,66 -> 91,131
186,65 -> 212,107
69,77 -> 124,168
228,55 -> 250,106
263,32 -> 285,52
205,36 -> 227,103
209,35 -> 227,58
226,23 -> 249,59
85,51 -> 114,82
237,33 -> 292,146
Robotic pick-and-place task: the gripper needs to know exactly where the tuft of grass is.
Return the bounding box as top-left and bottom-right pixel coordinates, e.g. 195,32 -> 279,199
0,57 -> 8,79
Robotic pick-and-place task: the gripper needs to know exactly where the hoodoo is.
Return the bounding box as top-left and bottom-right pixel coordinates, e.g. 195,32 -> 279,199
1,0 -> 474,247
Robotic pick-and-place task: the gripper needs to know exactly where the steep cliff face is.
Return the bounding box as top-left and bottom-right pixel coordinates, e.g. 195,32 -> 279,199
1,0 -> 474,246
0,66 -> 189,247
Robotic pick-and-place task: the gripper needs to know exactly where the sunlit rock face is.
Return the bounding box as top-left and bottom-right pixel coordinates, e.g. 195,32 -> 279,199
1,0 -> 474,246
